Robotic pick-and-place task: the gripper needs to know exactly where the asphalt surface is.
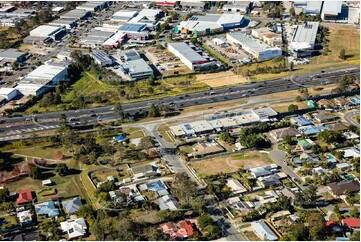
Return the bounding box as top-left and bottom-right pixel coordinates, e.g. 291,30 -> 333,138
344,111 -> 360,127
0,66 -> 359,141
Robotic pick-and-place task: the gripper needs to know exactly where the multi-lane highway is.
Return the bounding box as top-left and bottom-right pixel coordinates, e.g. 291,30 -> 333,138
0,66 -> 359,141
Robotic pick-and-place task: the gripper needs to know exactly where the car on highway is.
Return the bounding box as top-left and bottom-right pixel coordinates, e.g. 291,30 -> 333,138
90,113 -> 97,117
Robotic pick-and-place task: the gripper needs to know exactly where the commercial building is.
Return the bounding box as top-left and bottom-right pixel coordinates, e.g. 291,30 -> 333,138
305,1 -> 323,15
290,22 -> 319,57
76,1 -> 110,12
111,10 -> 138,23
15,62 -> 68,97
52,6 -> 64,14
119,58 -> 153,80
222,2 -> 251,13
251,28 -> 283,46
49,18 -> 77,29
168,42 -> 218,71
137,9 -> 163,21
0,48 -> 27,64
25,25 -> 67,44
80,29 -> 114,48
117,49 -> 141,62
128,15 -> 160,31
321,1 -> 343,20
29,25 -> 67,40
102,31 -> 127,49
227,32 -> 282,60
0,87 -> 18,102
174,13 -> 245,37
90,51 -> 113,66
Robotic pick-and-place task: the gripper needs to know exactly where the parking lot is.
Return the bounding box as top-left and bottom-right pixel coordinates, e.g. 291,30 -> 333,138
145,48 -> 192,76
205,38 -> 250,66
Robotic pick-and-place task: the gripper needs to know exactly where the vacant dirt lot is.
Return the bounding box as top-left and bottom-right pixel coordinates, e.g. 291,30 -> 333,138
191,150 -> 270,177
196,71 -> 248,87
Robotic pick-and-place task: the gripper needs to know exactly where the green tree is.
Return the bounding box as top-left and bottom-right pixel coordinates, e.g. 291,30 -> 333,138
148,104 -> 160,117
114,102 -> 125,120
219,132 -> 234,144
290,7 -> 295,17
29,167 -> 42,179
288,104 -> 299,113
198,213 -> 215,229
339,48 -> 346,60
138,136 -> 156,150
0,188 -> 10,203
55,163 -> 69,176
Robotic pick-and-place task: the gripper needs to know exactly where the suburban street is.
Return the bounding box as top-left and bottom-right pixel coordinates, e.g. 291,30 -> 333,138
344,110 -> 360,127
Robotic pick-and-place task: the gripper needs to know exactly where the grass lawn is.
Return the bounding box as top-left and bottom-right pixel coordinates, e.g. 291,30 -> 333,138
123,127 -> 145,139
130,209 -> 163,224
0,215 -> 18,230
179,145 -> 194,154
243,230 -> 260,241
157,124 -> 174,143
91,165 -> 129,182
191,150 -> 271,177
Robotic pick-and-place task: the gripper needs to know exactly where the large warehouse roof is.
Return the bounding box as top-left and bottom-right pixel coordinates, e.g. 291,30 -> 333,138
291,22 -> 319,45
29,25 -> 64,37
322,1 -> 342,16
227,32 -> 277,53
168,42 -> 207,63
26,63 -> 67,80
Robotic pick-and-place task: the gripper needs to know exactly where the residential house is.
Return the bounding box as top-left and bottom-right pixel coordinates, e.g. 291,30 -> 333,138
336,163 -> 352,172
269,127 -> 300,141
249,164 -> 279,178
162,220 -> 196,240
158,194 -> 179,210
343,132 -> 359,140
298,125 -> 326,135
297,139 -> 313,150
34,200 -> 60,218
127,163 -> 157,178
318,99 -> 336,109
290,115 -> 311,127
327,179 -> 360,197
256,190 -> 279,205
60,217 -> 87,239
62,196 -> 82,214
341,218 -> 360,229
300,152 -> 319,165
251,220 -> 278,241
257,172 -> 287,188
227,197 -> 255,214
341,148 -> 360,159
326,122 -> 349,132
334,97 -> 350,108
226,178 -> 247,195
313,111 -> 336,123
191,140 -> 225,157
16,190 -> 33,205
16,207 -> 33,226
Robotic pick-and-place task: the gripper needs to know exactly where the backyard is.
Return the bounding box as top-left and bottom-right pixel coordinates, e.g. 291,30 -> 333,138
190,150 -> 271,177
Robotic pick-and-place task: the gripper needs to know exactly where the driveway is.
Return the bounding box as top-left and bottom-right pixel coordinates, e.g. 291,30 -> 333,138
268,149 -> 305,190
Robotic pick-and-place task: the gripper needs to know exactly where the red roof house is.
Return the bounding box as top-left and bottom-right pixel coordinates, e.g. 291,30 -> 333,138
16,190 -> 33,204
179,220 -> 197,237
342,218 -> 360,228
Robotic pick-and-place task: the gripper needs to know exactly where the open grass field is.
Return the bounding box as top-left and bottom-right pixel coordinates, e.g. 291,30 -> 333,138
191,150 -> 271,177
310,25 -> 360,67
157,124 -> 175,143
196,71 -> 248,87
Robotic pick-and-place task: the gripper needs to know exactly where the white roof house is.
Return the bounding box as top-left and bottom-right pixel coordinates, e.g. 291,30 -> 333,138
342,148 -> 360,159
17,209 -> 32,225
158,194 -> 179,210
251,220 -> 278,241
226,178 -> 247,194
60,217 -> 87,239
169,125 -> 186,137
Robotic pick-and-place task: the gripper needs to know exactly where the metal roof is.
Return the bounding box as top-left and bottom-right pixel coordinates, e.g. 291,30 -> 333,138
251,220 -> 278,241
121,58 -> 152,74
291,22 -> 319,46
227,32 -> 280,53
168,42 -> 207,63
322,1 -> 343,15
118,23 -> 146,32
90,51 -> 112,64
0,48 -> 26,60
